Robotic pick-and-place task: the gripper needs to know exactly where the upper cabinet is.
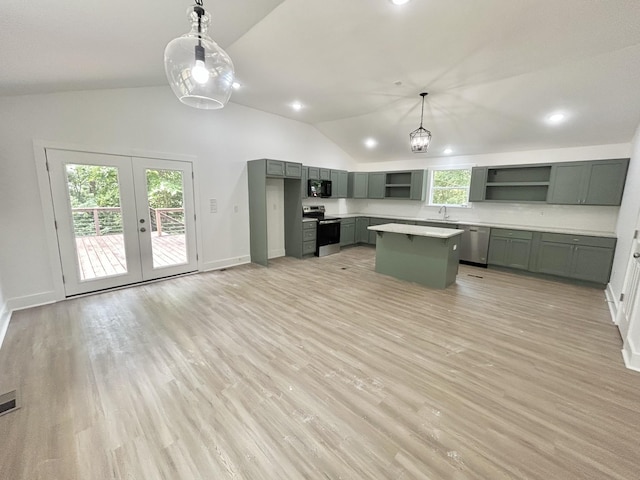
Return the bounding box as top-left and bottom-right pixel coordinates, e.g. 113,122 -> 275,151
469,158 -> 629,206
265,159 -> 302,178
381,170 -> 427,200
348,172 -> 369,198
547,158 -> 629,206
330,169 -> 348,198
368,172 -> 386,199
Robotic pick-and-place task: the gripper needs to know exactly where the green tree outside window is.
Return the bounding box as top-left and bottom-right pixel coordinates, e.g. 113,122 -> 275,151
430,169 -> 471,206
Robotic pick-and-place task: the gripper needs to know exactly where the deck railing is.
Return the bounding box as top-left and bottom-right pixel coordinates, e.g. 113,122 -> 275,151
71,207 -> 185,236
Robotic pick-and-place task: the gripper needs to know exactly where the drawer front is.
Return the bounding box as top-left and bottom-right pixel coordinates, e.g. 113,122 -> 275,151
303,221 -> 317,230
541,232 -> 616,248
266,159 -> 285,176
303,229 -> 317,241
340,217 -> 355,226
285,162 -> 302,178
491,228 -> 533,240
303,240 -> 316,255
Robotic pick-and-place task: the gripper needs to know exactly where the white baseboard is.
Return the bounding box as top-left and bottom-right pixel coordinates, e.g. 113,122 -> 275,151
0,303 -> 11,350
202,255 -> 251,272
622,338 -> 640,373
268,248 -> 286,259
605,283 -> 618,324
7,291 -> 57,312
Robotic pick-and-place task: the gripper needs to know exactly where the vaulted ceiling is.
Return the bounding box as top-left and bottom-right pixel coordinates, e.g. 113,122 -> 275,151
2,0 -> 639,161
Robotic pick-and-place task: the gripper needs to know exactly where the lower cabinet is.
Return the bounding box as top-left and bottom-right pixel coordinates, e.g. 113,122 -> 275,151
355,217 -> 370,243
534,233 -> 615,284
488,229 -> 533,270
368,218 -> 389,245
340,218 -> 356,246
302,221 -> 317,255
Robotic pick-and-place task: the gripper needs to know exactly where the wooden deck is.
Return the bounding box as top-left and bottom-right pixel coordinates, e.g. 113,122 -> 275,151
75,233 -> 186,280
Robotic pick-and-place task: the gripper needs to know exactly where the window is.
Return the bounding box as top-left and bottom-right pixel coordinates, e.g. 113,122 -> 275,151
429,168 -> 471,206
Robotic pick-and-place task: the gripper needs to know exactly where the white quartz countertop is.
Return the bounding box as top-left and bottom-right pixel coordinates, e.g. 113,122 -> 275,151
334,213 -> 616,238
368,223 -> 464,239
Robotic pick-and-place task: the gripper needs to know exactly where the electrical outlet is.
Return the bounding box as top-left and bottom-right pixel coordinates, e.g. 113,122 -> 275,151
234,205 -> 239,213
210,199 -> 217,214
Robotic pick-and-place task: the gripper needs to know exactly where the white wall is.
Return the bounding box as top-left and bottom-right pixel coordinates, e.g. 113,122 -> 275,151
0,273 -> 8,349
343,144 -> 630,234
610,125 -> 640,299
0,86 -> 355,307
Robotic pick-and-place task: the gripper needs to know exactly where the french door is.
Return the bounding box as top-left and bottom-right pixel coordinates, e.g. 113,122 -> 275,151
46,149 -> 197,296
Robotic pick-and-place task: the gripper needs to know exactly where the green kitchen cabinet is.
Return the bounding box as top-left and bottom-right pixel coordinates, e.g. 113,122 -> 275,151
368,218 -> 390,244
488,229 -> 533,270
368,173 -> 386,199
266,159 -> 285,177
301,166 -> 308,199
265,159 -> 302,178
302,221 -> 317,256
468,167 -> 487,202
348,172 -> 369,198
534,233 -> 616,284
320,168 -> 331,180
308,167 -> 320,180
409,170 -> 428,200
355,217 -> 370,243
547,158 -> 629,206
340,218 -> 356,246
331,169 -> 348,198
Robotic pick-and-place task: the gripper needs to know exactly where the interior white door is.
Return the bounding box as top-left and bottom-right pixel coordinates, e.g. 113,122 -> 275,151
617,210 -> 640,337
46,149 -> 197,296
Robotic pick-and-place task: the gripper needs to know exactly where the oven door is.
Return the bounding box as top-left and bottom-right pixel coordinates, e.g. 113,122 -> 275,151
317,219 -> 341,256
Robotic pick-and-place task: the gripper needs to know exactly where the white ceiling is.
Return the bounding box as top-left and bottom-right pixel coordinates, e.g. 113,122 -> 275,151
2,0 -> 640,162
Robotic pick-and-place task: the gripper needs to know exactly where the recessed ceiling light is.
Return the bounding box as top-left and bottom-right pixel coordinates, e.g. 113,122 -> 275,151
547,112 -> 566,124
232,81 -> 241,90
291,101 -> 303,111
391,0 -> 410,5
364,138 -> 378,149
443,148 -> 453,154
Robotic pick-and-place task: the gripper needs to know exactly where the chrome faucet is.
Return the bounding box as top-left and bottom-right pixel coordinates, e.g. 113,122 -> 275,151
438,205 -> 449,220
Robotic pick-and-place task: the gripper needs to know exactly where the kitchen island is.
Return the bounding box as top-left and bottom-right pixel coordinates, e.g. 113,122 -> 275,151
368,223 -> 464,289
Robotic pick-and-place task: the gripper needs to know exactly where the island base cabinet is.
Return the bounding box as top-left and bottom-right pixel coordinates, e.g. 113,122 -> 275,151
373,232 -> 460,289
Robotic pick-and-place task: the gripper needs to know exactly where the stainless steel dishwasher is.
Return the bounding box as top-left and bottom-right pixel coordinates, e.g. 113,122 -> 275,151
459,225 -> 491,265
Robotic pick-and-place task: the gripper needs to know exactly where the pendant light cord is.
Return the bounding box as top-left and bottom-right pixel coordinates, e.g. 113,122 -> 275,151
419,92 -> 427,129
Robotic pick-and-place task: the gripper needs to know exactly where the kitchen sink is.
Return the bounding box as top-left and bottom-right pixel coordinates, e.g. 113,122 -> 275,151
425,218 -> 459,223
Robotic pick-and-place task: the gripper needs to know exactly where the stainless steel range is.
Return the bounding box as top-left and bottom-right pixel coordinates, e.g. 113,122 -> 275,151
302,205 -> 341,257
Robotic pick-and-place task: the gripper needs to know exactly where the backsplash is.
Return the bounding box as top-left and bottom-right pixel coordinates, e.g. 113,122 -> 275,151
338,199 -> 619,234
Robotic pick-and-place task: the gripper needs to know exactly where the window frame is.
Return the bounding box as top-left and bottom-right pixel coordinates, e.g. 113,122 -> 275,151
428,167 -> 472,207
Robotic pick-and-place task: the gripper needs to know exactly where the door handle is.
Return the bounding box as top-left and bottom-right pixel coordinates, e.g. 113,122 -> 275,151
634,252 -> 640,259
140,227 -> 146,232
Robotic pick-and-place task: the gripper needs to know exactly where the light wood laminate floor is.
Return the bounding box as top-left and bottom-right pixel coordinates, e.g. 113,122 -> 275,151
1,246 -> 639,479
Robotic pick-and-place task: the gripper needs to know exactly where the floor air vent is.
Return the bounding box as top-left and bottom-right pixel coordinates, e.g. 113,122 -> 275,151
0,390 -> 19,416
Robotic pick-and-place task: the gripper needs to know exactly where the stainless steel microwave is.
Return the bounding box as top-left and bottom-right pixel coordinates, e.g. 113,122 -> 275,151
308,179 -> 332,198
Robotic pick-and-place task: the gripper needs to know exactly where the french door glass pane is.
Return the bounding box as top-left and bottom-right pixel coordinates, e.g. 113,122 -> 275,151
65,164 -> 127,280
146,169 -> 188,268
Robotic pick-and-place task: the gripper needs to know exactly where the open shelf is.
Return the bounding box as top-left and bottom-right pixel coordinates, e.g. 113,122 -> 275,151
485,181 -> 549,187
487,165 -> 551,183
485,185 -> 549,202
385,186 -> 411,198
